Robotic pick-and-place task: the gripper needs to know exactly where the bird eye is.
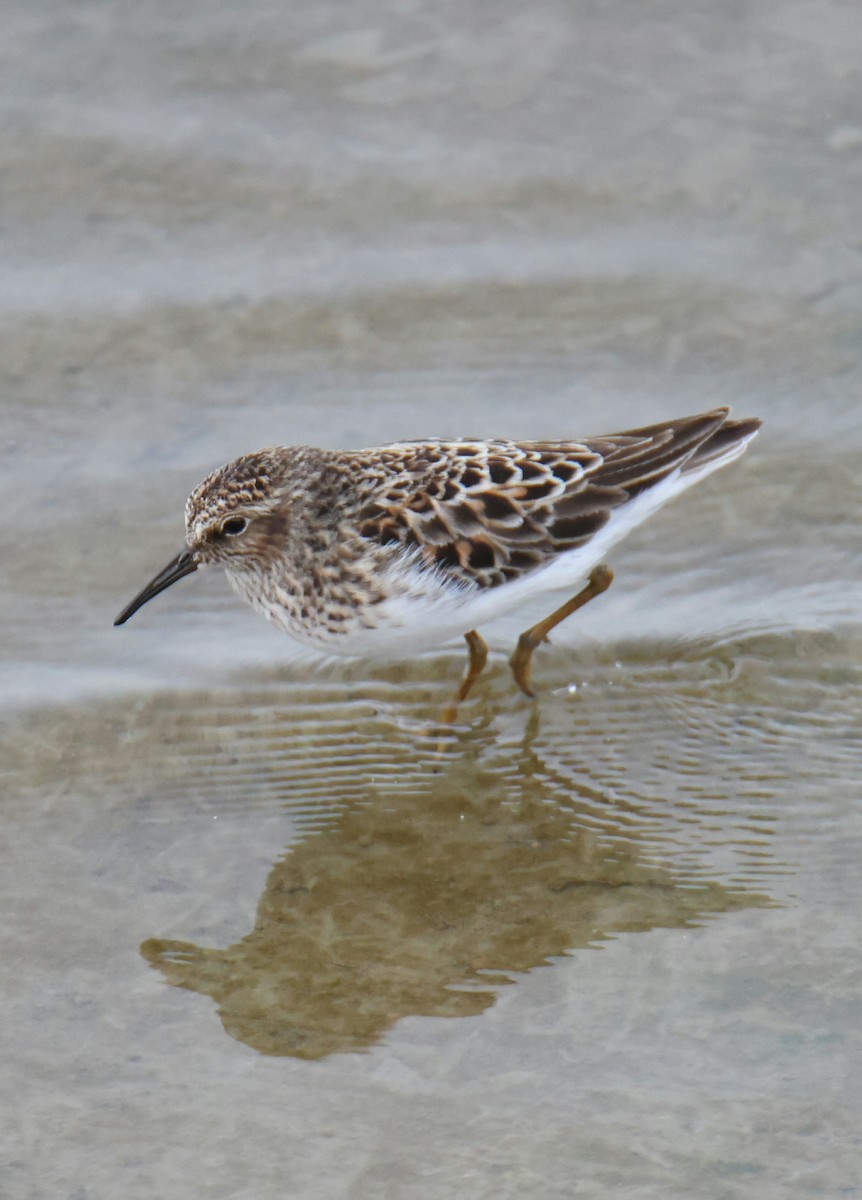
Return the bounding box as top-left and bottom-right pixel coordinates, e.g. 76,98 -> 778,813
220,517 -> 248,537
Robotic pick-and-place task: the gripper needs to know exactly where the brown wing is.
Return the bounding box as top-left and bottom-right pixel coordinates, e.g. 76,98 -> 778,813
354,408 -> 759,589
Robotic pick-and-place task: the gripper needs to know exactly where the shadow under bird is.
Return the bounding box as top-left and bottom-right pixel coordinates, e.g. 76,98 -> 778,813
115,407 -> 761,712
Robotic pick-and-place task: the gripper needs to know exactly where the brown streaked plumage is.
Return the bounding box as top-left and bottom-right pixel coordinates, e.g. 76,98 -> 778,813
115,407 -> 761,711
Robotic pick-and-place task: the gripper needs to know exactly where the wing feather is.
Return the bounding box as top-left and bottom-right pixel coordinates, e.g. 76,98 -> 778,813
354,408 -> 759,589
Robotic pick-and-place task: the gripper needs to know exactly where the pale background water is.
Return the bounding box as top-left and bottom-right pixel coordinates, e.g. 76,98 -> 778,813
1,1 -> 861,1197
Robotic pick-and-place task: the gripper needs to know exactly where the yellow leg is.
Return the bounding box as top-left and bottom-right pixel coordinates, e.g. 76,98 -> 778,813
440,630 -> 489,724
509,565 -> 614,698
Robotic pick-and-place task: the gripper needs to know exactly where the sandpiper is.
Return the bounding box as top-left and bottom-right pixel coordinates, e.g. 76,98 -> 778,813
115,407 -> 761,709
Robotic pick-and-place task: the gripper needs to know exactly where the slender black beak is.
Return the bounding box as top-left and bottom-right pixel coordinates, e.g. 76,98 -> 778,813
114,549 -> 198,626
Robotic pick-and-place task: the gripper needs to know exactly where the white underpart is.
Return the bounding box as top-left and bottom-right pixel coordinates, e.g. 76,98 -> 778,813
229,432 -> 755,658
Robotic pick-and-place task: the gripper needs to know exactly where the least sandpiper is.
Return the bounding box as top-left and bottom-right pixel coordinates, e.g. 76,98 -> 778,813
115,407 -> 761,708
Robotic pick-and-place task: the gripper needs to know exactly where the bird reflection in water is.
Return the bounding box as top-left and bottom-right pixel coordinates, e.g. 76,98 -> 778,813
141,704 -> 773,1059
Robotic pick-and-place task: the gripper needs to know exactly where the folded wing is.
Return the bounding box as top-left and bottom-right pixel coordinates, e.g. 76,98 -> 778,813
356,408 -> 761,589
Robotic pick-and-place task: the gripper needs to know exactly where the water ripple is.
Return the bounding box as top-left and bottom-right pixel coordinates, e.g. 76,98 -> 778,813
3,623 -> 858,1056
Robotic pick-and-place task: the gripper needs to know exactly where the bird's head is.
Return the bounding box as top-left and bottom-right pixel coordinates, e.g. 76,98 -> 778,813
114,448 -> 295,626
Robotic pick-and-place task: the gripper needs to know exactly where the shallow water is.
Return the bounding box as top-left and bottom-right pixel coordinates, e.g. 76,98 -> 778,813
2,1 -> 862,1197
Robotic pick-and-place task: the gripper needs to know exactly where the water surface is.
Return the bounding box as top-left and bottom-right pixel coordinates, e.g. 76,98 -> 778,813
2,1 -> 861,1196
